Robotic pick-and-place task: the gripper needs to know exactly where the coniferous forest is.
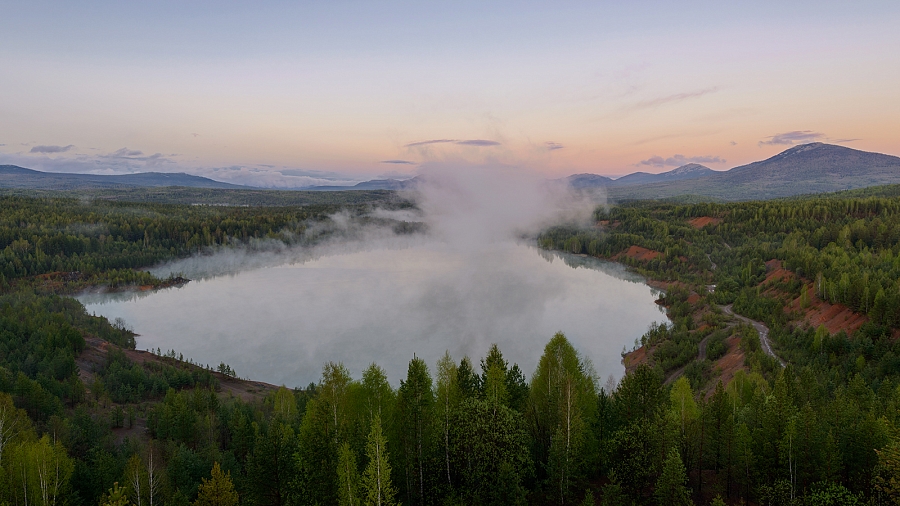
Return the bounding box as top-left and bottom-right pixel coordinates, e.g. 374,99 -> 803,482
5,187 -> 900,505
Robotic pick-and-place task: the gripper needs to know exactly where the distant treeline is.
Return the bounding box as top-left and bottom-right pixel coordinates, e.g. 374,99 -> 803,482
0,194 -> 418,290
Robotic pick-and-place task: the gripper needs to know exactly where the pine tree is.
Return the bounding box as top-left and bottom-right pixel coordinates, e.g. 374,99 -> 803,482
654,447 -> 692,506
248,420 -> 297,506
103,482 -> 131,506
194,462 -> 239,506
338,441 -> 361,506
362,415 -> 398,506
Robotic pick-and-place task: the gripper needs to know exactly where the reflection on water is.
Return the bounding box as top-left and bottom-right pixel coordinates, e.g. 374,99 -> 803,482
80,242 -> 666,387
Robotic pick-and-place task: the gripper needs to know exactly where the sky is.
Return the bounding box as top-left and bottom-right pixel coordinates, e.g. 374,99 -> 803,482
1,0 -> 898,187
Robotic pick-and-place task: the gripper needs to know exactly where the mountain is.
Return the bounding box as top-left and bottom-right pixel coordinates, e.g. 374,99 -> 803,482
611,163 -> 715,186
561,164 -> 715,189
305,177 -> 421,191
562,173 -> 615,189
608,143 -> 900,201
0,165 -> 246,190
720,143 -> 900,183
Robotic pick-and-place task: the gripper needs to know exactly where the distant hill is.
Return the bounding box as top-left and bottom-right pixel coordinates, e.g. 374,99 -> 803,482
572,143 -> 900,201
562,174 -> 615,189
719,143 -> 900,184
560,164 -> 715,189
611,163 -> 715,186
305,176 -> 421,191
0,165 -> 246,190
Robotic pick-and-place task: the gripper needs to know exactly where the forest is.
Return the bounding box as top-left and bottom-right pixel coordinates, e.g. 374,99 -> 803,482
2,188 -> 900,505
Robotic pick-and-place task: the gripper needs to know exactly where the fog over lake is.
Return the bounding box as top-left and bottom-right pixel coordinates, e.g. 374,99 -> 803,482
79,164 -> 668,387
80,243 -> 665,387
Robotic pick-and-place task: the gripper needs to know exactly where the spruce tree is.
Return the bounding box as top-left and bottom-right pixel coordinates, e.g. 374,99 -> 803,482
654,447 -> 692,506
397,356 -> 433,504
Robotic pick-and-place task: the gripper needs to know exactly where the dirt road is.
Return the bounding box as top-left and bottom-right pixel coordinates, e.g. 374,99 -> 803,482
720,304 -> 786,367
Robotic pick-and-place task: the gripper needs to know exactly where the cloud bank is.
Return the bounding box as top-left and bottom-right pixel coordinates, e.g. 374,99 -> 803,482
30,144 -> 75,153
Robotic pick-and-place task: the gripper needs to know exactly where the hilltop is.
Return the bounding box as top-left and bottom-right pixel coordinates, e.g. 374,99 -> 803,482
566,143 -> 900,201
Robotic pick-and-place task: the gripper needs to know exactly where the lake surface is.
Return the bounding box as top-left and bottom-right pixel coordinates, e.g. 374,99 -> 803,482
79,241 -> 667,387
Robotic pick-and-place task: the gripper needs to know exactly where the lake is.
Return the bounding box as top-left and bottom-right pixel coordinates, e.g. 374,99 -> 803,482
79,240 -> 667,387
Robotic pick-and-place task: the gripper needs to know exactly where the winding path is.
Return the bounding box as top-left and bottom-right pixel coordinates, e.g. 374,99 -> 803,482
720,304 -> 786,367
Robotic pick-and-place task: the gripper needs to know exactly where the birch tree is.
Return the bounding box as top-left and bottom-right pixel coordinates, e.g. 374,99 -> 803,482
362,363 -> 394,427
435,351 -> 459,488
337,441 -> 361,506
362,415 -> 398,506
526,332 -> 596,503
0,393 -> 26,465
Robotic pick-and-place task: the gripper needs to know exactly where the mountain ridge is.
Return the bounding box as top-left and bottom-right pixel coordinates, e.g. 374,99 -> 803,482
607,143 -> 900,201
610,163 -> 716,186
4,142 -> 899,201
0,165 -> 247,190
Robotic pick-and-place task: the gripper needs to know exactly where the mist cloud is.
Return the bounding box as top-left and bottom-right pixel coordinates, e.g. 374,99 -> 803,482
638,154 -> 725,167
546,142 -> 564,151
412,162 -> 598,250
380,160 -> 417,165
30,144 -> 75,153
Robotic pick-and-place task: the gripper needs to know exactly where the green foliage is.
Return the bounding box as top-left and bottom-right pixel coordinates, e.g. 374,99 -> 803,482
396,356 -> 433,505
654,446 -> 692,506
193,462 -> 238,506
803,481 -> 862,505
102,482 -> 131,506
527,332 -> 597,502
12,189 -> 900,505
362,415 -> 398,506
0,193 -> 416,291
101,348 -> 218,403
541,195 -> 900,329
6,435 -> 75,506
337,441 -> 361,506
448,398 -> 530,504
580,488 -> 595,506
705,331 -> 728,361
